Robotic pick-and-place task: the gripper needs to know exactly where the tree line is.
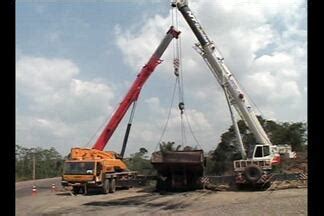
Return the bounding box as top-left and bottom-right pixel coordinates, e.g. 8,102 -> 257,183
16,117 -> 307,181
206,116 -> 307,175
16,145 -> 64,181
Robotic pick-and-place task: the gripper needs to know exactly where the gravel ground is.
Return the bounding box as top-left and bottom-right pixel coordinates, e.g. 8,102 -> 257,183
16,180 -> 307,216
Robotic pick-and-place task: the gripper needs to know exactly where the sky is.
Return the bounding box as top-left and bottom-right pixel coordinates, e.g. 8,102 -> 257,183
16,0 -> 307,157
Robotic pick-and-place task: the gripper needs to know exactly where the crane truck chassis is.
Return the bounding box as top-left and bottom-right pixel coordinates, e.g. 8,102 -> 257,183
61,148 -> 149,194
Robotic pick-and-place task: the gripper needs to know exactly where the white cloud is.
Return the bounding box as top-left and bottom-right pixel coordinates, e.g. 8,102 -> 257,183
16,56 -> 116,154
16,56 -> 79,94
114,0 -> 307,152
116,14 -> 171,70
144,97 -> 161,111
16,1 -> 307,156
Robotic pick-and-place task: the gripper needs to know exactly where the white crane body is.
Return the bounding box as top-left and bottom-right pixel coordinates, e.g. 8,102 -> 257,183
173,0 -> 295,186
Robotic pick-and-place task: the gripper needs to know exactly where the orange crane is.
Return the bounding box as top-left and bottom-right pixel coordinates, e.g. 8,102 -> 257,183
61,26 -> 180,194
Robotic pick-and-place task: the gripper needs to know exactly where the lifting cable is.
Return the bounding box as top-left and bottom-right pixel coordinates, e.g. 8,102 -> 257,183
155,78 -> 178,152
154,6 -> 183,151
155,5 -> 203,151
174,7 -> 187,147
174,7 -> 203,150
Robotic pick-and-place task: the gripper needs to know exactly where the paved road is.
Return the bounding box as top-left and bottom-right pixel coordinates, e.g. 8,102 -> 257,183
15,177 -> 62,198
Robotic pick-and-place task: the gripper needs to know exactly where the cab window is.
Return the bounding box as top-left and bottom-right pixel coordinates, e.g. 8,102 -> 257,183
96,163 -> 102,175
63,162 -> 95,175
263,146 -> 270,156
254,146 -> 263,157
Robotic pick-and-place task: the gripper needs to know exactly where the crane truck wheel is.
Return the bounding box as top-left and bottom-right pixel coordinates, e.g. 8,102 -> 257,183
72,186 -> 80,194
244,165 -> 262,183
102,179 -> 110,194
109,178 -> 116,193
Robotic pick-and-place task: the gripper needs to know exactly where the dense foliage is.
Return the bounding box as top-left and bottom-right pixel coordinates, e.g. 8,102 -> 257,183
16,145 -> 64,181
124,147 -> 156,176
16,117 -> 306,180
159,141 -> 197,152
208,117 -> 307,175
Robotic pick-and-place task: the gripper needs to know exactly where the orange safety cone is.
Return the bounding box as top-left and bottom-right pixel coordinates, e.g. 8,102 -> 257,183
51,184 -> 56,192
32,185 -> 37,196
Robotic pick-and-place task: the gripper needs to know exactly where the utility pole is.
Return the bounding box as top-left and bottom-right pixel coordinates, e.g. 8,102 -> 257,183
32,153 -> 36,181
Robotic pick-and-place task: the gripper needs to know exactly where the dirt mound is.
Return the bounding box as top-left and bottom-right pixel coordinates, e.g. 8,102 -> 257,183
267,180 -> 307,191
205,183 -> 230,191
281,151 -> 307,174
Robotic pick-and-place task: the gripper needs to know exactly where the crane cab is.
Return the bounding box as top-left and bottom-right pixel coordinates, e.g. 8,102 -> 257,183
251,145 -> 280,165
251,144 -> 296,165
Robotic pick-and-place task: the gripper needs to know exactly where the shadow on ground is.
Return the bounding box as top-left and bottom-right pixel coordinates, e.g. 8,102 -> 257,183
55,187 -> 131,196
82,193 -> 191,210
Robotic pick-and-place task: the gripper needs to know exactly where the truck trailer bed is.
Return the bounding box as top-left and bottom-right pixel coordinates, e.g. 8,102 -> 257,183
151,150 -> 205,191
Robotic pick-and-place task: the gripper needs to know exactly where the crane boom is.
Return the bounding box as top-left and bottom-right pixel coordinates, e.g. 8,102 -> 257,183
173,0 -> 271,146
92,26 -> 181,151
62,26 -> 180,194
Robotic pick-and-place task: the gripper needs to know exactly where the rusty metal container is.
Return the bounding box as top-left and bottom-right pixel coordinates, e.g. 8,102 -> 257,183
151,150 -> 205,191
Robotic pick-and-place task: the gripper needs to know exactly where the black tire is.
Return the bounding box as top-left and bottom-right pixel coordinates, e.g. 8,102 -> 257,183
121,186 -> 130,190
157,177 -> 172,192
156,179 -> 166,191
72,186 -> 80,194
235,183 -> 245,190
244,165 -> 262,183
83,185 -> 88,195
102,179 -> 110,194
263,181 -> 271,189
109,178 -> 116,193
190,177 -> 202,190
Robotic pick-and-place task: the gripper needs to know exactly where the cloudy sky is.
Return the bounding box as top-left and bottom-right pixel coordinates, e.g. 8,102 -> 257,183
16,0 -> 307,157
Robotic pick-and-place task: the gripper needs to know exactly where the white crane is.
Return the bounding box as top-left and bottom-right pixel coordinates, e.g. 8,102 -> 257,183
172,0 -> 295,186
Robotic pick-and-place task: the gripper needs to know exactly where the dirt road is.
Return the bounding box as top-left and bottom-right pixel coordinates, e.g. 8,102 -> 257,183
16,181 -> 307,216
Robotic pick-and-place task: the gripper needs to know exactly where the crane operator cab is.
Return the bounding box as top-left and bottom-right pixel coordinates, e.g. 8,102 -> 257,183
251,145 -> 280,165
